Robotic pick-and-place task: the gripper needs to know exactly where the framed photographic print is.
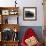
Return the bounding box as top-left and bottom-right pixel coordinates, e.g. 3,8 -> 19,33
2,10 -> 9,15
9,9 -> 18,15
23,7 -> 37,21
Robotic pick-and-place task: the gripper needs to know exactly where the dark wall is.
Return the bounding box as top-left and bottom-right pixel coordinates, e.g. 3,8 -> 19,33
18,26 -> 44,43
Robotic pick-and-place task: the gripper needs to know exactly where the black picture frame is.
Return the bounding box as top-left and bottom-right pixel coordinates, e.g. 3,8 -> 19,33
23,7 -> 37,21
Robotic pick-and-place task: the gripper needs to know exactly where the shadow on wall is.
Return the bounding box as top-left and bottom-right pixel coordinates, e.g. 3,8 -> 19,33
18,26 -> 43,44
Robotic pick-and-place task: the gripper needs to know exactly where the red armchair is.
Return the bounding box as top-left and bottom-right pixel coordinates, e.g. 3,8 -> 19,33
21,28 -> 41,46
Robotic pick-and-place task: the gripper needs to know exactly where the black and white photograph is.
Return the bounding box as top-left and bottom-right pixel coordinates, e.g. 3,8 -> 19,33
23,7 -> 37,21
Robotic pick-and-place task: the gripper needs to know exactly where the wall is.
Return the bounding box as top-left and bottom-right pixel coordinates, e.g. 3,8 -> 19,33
0,0 -> 44,26
18,0 -> 44,26
43,0 -> 46,26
